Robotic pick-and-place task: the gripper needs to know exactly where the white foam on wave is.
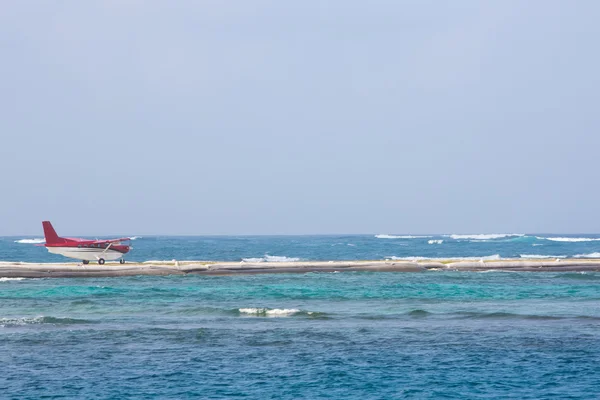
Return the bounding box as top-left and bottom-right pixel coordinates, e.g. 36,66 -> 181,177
386,254 -> 502,261
574,253 -> 600,258
537,237 -> 600,242
241,257 -> 265,263
519,254 -> 567,259
0,316 -> 51,326
129,236 -> 142,240
386,256 -> 429,261
375,234 -> 431,239
0,277 -> 26,282
239,308 -> 300,317
266,255 -> 301,262
449,234 -> 524,241
14,238 -> 45,244
241,255 -> 301,263
428,240 -> 444,245
0,317 -> 39,326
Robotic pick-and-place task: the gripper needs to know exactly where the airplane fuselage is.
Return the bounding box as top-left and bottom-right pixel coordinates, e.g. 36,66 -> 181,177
45,241 -> 130,262
42,220 -> 131,264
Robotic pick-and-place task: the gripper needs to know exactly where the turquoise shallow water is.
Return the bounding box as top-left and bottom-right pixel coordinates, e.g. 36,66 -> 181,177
1,271 -> 600,399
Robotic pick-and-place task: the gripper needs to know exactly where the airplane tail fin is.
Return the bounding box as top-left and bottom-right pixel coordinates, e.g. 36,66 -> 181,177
42,221 -> 63,244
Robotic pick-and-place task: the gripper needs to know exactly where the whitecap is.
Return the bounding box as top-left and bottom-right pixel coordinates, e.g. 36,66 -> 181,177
14,238 -> 45,244
538,237 -> 600,242
239,308 -> 300,317
448,234 -> 524,240
0,316 -> 54,326
574,253 -> 600,258
0,277 -> 26,282
129,236 -> 142,240
265,255 -> 300,262
375,234 -> 432,239
0,316 -> 90,327
0,316 -> 42,326
386,254 -> 502,261
519,254 -> 567,259
428,240 -> 444,245
241,257 -> 265,263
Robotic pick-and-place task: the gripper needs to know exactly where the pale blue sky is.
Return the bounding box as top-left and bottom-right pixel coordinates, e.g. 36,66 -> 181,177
1,1 -> 599,235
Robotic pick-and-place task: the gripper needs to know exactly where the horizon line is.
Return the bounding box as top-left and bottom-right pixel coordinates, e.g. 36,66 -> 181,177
4,232 -> 600,237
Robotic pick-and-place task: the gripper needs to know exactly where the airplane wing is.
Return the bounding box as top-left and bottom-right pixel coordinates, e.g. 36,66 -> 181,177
94,238 -> 133,244
106,237 -> 133,243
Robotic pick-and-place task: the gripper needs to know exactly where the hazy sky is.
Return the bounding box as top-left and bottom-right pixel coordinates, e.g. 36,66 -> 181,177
1,1 -> 599,235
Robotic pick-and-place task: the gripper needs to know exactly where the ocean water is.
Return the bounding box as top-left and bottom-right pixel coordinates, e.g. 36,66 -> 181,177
1,272 -> 600,399
3,233 -> 600,263
2,235 -> 600,399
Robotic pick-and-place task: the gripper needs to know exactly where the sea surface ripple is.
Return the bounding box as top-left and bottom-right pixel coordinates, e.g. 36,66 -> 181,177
1,271 -> 600,399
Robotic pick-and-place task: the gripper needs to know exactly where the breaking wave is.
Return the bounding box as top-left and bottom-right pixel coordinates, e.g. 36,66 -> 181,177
428,240 -> 443,245
375,234 -> 432,239
237,308 -> 324,318
538,237 -> 600,242
14,238 -> 45,244
242,255 -> 301,263
386,254 -> 501,261
239,308 -> 299,316
0,316 -> 94,327
519,254 -> 567,259
449,234 -> 524,241
240,258 -> 264,263
0,277 -> 26,282
574,253 -> 600,258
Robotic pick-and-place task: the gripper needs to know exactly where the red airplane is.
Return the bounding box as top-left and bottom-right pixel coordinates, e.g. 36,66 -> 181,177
42,221 -> 132,265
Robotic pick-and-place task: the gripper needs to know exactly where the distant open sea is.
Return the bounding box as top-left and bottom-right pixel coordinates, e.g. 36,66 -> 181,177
4,233 -> 600,263
2,234 -> 600,399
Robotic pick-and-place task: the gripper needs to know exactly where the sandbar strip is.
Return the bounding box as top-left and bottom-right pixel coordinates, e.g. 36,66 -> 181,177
0,259 -> 600,278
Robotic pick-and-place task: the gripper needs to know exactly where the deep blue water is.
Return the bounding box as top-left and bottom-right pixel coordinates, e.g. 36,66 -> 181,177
3,233 -> 600,263
2,235 -> 600,398
1,272 -> 600,399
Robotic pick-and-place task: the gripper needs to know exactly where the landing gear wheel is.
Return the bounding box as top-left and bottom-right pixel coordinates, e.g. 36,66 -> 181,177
119,259 -> 125,264
82,260 -> 89,265
98,258 -> 105,265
